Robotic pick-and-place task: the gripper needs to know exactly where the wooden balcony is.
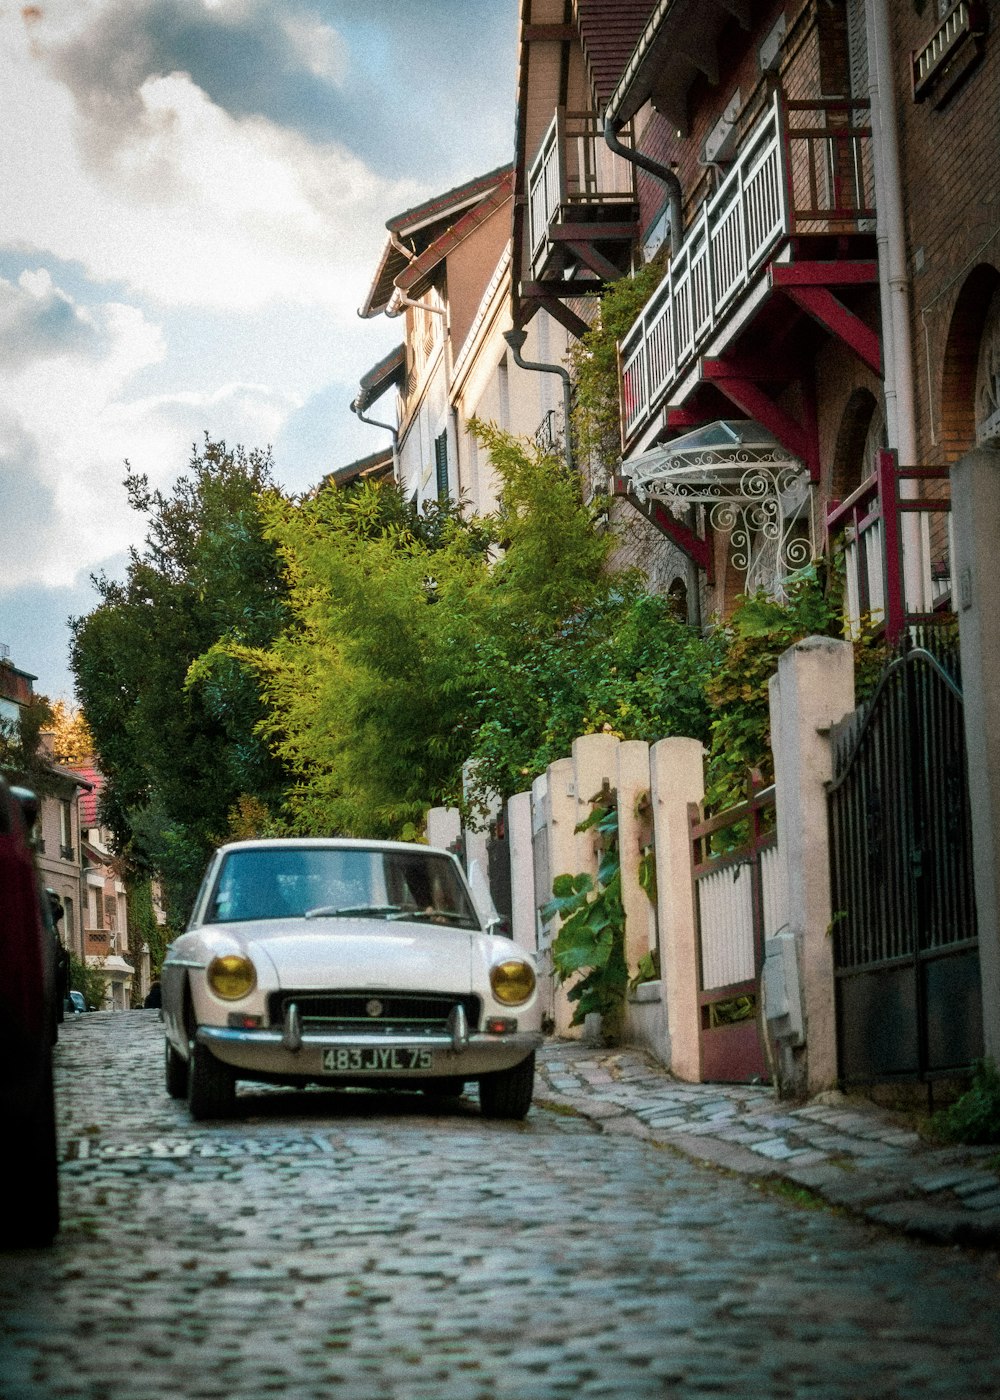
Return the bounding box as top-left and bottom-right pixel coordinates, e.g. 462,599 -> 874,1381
526,108 -> 638,287
620,92 -> 876,452
826,451 -> 953,644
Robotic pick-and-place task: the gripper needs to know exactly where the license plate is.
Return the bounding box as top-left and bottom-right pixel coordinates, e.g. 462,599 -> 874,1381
321,1046 -> 434,1073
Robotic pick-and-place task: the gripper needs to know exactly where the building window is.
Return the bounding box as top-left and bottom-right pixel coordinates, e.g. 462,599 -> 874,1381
59,799 -> 74,861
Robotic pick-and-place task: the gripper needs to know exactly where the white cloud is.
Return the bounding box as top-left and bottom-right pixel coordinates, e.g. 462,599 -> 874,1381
1,6 -> 424,316
0,269 -> 306,593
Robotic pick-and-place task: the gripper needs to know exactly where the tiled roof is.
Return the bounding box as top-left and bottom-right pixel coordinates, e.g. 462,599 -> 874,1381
325,449 -> 395,491
394,169 -> 514,301
354,343 -> 406,413
575,0 -> 658,108
63,763 -> 101,826
360,165 -> 513,318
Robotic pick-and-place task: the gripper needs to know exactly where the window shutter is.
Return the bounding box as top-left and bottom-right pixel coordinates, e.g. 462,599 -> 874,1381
434,431 -> 449,502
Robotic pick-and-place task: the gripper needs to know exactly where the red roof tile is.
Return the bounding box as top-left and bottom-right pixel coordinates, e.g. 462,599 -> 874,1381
575,0 -> 657,107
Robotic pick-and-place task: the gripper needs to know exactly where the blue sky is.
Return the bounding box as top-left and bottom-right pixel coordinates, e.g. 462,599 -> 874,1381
0,0 -> 517,700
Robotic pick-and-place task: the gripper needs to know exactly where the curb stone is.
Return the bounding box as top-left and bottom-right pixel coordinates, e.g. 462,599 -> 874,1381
535,1039 -> 1000,1252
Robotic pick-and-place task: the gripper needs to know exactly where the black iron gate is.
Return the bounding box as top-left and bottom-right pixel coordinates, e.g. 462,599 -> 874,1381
828,632 -> 981,1085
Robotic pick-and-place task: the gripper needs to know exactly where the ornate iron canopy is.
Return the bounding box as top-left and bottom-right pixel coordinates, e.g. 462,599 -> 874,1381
620,420 -> 817,597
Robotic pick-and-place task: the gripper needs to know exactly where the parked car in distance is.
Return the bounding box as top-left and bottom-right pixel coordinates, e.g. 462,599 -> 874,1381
66,990 -> 89,1015
0,777 -> 60,1247
161,838 -> 543,1122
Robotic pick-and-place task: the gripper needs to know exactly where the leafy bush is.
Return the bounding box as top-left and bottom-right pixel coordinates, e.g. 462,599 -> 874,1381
931,1060 -> 1000,1145
541,798 -> 627,1040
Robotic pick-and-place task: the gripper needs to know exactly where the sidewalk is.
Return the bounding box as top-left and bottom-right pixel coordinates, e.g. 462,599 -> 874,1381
535,1040 -> 1000,1251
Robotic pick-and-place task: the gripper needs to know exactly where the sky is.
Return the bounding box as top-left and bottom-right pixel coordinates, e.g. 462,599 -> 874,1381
0,0 -> 517,701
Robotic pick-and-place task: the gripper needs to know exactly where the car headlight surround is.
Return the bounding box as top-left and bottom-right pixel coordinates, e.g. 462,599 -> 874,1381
490,959 -> 535,1006
207,954 -> 257,1001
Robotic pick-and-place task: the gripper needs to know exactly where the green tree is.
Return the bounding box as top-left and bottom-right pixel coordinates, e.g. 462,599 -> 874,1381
0,694 -> 57,794
70,437 -> 290,921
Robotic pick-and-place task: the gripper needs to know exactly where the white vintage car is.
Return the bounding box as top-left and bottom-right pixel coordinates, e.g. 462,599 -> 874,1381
161,838 -> 542,1121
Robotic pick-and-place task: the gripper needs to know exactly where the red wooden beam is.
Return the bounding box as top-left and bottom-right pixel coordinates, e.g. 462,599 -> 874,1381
563,241 -> 627,282
545,222 -> 638,242
779,285 -> 882,375
701,359 -> 821,479
770,262 -> 878,287
522,24 -> 577,40
613,478 -> 714,578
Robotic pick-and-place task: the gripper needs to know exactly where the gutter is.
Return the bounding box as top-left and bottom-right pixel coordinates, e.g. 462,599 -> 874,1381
603,114 -> 683,258
350,398 -> 400,482
502,328 -> 573,470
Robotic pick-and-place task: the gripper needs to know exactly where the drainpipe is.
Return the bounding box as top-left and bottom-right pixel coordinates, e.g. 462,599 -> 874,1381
350,397 -> 400,482
866,0 -> 923,612
604,115 -> 683,257
502,328 -> 573,470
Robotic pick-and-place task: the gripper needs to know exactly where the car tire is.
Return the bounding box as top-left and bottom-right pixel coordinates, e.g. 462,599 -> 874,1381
164,1040 -> 188,1099
478,1052 -> 535,1121
420,1076 -> 465,1099
187,1042 -> 236,1120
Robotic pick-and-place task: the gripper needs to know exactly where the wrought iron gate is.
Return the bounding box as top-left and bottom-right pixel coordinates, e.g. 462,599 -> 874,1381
828,632 -> 981,1084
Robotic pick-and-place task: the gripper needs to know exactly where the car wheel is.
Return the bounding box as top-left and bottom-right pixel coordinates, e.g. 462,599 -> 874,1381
478,1052 -> 535,1121
187,1042 -> 236,1120
164,1039 -> 188,1099
420,1076 -> 465,1099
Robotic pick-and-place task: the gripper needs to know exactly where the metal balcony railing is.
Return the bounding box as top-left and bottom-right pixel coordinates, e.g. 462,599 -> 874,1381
620,92 -> 874,448
527,109 -> 637,277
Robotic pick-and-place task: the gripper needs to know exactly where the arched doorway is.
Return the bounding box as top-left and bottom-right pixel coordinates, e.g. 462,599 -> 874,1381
940,263 -> 1000,454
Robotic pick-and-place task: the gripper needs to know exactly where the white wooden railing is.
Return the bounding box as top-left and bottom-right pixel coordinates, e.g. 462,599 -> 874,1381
527,109 -> 637,275
620,92 -> 873,447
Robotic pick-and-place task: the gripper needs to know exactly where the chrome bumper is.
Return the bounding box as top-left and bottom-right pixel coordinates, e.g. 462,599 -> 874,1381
196,1024 -> 543,1079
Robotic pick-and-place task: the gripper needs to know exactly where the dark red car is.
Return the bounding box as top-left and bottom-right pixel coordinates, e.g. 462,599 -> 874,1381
0,776 -> 59,1247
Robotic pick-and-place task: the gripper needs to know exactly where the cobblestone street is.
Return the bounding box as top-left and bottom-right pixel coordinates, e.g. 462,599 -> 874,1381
2,1012 -> 1000,1399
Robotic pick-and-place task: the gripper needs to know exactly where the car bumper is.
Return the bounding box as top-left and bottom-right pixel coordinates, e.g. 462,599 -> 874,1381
196,1025 -> 543,1080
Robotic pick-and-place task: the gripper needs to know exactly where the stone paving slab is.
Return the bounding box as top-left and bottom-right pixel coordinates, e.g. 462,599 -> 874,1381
535,1039 -> 1000,1249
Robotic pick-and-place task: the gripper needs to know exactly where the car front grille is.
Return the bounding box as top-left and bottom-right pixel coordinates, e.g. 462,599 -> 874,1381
268,990 -> 481,1036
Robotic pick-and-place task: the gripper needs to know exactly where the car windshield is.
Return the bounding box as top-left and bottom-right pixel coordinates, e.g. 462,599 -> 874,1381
206,846 -> 481,930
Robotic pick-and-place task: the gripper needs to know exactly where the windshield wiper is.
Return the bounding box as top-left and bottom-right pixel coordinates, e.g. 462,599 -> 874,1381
303,903 -> 407,920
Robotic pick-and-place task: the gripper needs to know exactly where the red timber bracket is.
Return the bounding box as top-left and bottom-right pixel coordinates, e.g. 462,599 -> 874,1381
612,476 -> 715,582
770,262 -> 882,376
518,281 -> 591,340
700,356 -> 821,481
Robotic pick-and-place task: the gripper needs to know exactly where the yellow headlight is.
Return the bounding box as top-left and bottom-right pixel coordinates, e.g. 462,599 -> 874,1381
490,959 -> 535,1005
207,954 -> 257,1001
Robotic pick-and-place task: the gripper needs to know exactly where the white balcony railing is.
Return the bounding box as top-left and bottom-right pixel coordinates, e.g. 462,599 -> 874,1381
620,92 -> 874,447
527,109 -> 637,275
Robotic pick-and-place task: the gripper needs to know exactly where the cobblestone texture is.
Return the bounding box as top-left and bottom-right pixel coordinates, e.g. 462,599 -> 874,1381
1,1013 -> 999,1399
534,1043 -> 1000,1251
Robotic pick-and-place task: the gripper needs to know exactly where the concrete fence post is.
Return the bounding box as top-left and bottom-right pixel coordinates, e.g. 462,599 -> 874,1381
649,737 -> 705,1082
426,806 -> 461,851
951,446 -> 1000,1062
506,791 -> 536,957
544,756 -> 580,1035
768,636 -> 855,1096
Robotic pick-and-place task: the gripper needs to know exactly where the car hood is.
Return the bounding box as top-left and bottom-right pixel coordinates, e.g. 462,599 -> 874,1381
231,918 -> 480,991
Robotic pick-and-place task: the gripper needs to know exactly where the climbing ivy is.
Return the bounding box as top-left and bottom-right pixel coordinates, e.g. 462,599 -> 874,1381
567,258 -> 666,470
541,792 -> 627,1041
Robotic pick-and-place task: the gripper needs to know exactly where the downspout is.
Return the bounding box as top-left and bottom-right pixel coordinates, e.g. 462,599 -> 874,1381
866,0 -> 923,612
502,328 -> 573,470
603,115 -> 683,258
350,397 -> 400,482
